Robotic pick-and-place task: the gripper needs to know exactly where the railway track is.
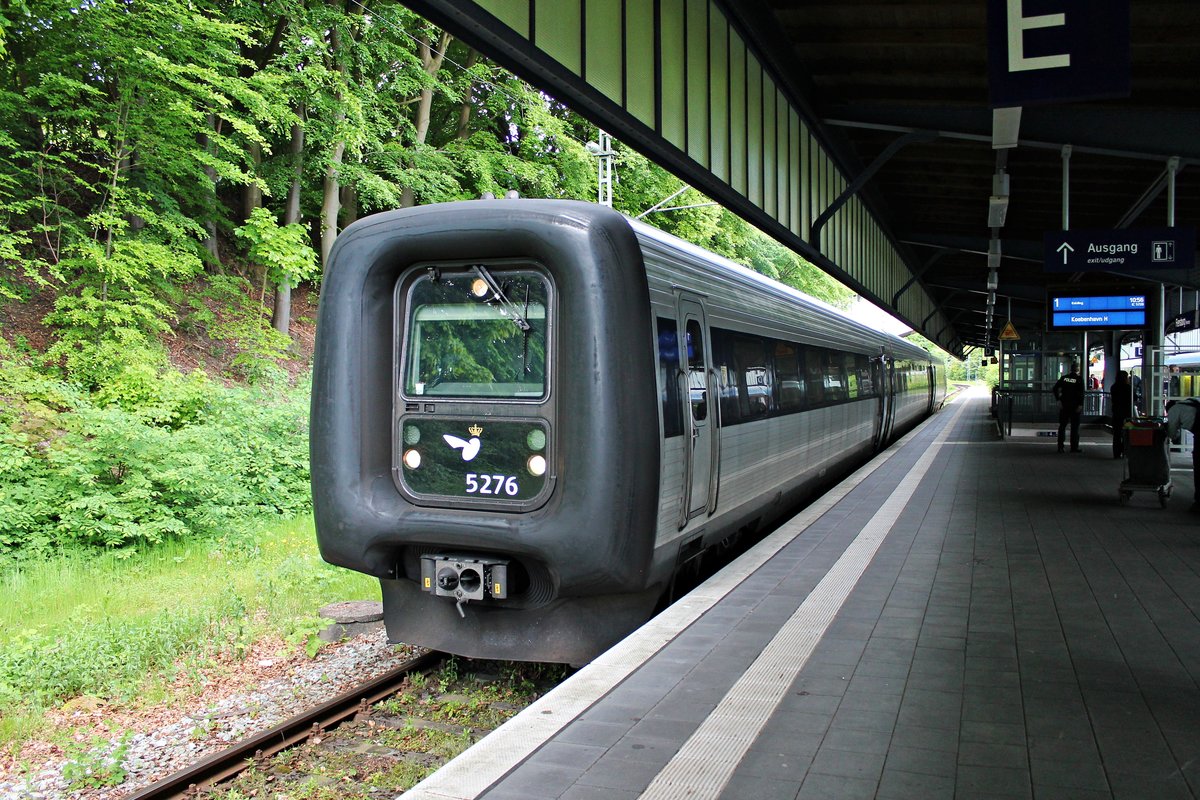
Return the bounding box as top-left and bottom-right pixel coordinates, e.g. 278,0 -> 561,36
124,650 -> 443,800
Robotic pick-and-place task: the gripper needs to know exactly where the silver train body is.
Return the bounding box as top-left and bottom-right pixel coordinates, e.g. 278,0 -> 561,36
312,200 -> 945,664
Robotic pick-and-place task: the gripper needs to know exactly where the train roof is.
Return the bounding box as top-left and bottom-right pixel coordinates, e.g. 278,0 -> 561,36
622,211 -> 935,363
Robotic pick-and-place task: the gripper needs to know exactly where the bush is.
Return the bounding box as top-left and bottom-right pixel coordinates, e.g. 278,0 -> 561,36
0,608 -> 223,706
184,275 -> 296,383
0,347 -> 311,557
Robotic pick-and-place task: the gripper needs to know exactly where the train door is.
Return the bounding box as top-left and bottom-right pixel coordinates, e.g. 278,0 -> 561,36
873,352 -> 895,451
677,296 -> 717,525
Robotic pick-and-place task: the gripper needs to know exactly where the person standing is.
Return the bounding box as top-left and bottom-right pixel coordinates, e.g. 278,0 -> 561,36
1167,399 -> 1200,510
1110,370 -> 1134,459
1053,362 -> 1085,453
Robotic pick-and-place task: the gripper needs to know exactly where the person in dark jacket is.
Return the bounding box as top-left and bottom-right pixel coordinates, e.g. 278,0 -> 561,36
1167,398 -> 1200,510
1110,370 -> 1134,459
1053,362 -> 1085,453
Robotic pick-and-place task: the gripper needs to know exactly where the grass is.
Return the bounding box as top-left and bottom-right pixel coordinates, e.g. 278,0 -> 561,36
0,516 -> 379,748
209,658 -> 571,799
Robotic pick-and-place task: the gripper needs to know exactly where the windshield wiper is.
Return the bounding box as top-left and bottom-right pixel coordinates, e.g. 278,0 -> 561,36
521,282 -> 532,374
472,265 -> 532,332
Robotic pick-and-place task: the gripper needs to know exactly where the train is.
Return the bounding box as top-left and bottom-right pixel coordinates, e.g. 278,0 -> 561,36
311,199 -> 946,664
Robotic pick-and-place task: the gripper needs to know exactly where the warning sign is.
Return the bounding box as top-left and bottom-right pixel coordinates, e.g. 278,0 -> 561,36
999,321 -> 1020,341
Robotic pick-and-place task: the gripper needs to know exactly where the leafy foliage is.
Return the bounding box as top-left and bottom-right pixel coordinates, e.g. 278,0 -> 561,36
0,607 -> 222,707
61,733 -> 133,790
234,208 -> 319,291
1,0 -> 290,369
184,275 -> 296,381
0,346 -> 310,557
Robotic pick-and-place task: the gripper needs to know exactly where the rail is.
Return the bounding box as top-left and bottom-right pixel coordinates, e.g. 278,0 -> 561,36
124,650 -> 442,800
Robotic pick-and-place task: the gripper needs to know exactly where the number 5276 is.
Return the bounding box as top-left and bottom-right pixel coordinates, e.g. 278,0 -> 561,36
465,473 -> 519,496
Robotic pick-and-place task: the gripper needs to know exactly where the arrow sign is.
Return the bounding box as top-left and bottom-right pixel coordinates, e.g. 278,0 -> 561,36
1057,242 -> 1075,265
1044,227 -> 1196,273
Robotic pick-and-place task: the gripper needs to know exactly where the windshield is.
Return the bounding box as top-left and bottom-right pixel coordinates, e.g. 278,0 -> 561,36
401,267 -> 549,399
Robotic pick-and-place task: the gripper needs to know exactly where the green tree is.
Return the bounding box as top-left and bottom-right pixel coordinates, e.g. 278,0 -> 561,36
234,207 -> 318,336
0,0 -> 290,377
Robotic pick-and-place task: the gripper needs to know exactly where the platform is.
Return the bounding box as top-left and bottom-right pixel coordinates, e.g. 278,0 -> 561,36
401,388 -> 1200,800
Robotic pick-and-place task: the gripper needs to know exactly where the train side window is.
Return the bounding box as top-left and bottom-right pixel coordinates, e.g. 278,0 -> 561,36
657,318 -> 683,438
685,320 -> 707,422
854,354 -> 875,397
712,329 -> 741,425
775,341 -> 803,412
844,353 -> 860,399
909,361 -> 928,391
805,348 -> 826,405
732,335 -> 771,419
823,349 -> 848,402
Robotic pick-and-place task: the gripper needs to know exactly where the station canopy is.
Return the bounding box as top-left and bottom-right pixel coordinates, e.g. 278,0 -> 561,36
404,0 -> 1200,356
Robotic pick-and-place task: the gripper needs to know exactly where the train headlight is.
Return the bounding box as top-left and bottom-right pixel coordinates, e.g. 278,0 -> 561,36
527,454 -> 547,476
526,429 -> 546,451
402,449 -> 422,470
470,278 -> 490,298
403,425 -> 421,445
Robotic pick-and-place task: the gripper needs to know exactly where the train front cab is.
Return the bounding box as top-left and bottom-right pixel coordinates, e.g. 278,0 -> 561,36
311,200 -> 663,664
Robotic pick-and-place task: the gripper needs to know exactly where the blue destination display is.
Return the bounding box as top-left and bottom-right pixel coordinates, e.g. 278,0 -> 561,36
1052,295 -> 1145,312
1049,293 -> 1147,329
1052,310 -> 1146,328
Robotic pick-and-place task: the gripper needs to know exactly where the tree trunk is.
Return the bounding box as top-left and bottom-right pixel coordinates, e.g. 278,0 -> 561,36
284,121 -> 304,227
341,183 -> 358,227
244,140 -> 263,221
320,4 -> 350,265
456,49 -> 479,141
320,139 -> 345,265
272,276 -> 292,338
400,31 -> 452,209
201,115 -> 220,264
273,119 -> 305,336
125,149 -> 145,231
415,31 -> 451,146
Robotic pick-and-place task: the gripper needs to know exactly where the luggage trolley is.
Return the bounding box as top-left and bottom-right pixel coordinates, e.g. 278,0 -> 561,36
1119,417 -> 1172,507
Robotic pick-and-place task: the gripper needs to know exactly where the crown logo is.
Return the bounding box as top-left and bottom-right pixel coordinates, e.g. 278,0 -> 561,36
468,424 -> 483,437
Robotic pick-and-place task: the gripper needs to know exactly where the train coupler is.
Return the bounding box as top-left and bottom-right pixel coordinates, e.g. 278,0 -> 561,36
419,555 -> 510,614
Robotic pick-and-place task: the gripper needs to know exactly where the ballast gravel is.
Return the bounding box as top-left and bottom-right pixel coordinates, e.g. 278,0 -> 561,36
0,628 -> 424,800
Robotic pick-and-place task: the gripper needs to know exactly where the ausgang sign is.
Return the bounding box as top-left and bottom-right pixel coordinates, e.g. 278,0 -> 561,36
1043,227 -> 1197,273
988,0 -> 1130,107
